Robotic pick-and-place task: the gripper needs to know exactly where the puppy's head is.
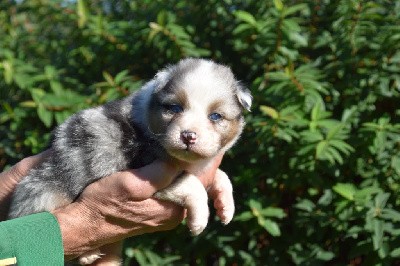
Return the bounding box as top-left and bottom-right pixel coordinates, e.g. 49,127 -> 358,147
147,58 -> 252,162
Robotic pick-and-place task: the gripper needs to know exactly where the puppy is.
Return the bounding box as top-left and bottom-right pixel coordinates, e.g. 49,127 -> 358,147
8,58 -> 252,265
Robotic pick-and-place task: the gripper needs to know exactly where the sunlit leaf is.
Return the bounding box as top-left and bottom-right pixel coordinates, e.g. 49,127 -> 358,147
333,183 -> 356,201
37,104 -> 53,128
77,0 -> 89,28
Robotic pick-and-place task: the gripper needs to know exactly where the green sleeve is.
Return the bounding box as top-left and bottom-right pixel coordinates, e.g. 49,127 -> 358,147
0,212 -> 64,265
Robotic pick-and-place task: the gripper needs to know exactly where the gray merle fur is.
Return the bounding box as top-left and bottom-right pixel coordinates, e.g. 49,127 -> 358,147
8,94 -> 163,218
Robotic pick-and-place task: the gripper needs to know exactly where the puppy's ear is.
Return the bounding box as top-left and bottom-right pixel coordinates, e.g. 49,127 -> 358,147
236,84 -> 252,112
153,69 -> 171,93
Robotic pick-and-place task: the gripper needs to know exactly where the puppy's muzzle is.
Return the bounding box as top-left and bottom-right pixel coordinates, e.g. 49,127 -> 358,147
181,130 -> 197,145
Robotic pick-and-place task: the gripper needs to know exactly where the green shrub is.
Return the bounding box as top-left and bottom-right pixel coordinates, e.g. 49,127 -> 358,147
1,0 -> 399,265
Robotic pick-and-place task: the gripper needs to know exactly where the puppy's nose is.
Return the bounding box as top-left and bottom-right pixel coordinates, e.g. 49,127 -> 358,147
181,130 -> 197,145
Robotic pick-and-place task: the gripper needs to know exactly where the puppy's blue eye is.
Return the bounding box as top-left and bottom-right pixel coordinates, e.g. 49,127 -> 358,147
209,112 -> 223,121
164,104 -> 183,114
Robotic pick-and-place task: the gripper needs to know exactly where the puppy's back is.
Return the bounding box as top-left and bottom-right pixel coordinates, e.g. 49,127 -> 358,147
8,95 -> 158,218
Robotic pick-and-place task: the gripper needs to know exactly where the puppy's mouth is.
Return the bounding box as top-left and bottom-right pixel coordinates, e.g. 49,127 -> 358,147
163,131 -> 217,161
178,143 -> 200,155
167,143 -> 209,162
184,143 -> 194,151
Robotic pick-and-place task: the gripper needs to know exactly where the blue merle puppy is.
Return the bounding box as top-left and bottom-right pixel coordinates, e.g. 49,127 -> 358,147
8,58 -> 252,265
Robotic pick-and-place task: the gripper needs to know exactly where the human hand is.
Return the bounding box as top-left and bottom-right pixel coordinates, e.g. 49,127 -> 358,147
52,155 -> 224,261
0,151 -> 50,221
1,151 -> 223,261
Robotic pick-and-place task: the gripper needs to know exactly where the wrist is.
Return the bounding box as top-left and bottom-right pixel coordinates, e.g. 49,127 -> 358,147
52,202 -> 100,260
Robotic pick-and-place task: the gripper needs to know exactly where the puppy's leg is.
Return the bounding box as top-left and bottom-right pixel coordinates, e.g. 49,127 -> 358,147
208,169 -> 235,225
154,173 -> 209,235
8,177 -> 72,219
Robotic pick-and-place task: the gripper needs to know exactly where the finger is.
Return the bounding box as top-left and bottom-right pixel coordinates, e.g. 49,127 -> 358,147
114,160 -> 182,200
7,149 -> 51,181
80,160 -> 181,203
126,198 -> 185,234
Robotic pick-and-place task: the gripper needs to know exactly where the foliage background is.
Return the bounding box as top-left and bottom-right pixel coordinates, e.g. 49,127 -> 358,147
1,0 -> 400,265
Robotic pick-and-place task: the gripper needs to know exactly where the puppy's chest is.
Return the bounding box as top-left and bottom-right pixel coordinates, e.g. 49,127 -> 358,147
119,127 -> 165,169
125,138 -> 161,169
99,106 -> 164,169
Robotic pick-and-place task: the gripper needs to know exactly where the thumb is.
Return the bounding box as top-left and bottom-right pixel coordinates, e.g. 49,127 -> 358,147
5,150 -> 51,183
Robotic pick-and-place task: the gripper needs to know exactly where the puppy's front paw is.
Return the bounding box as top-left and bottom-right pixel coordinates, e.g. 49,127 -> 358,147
211,169 -> 235,225
213,192 -> 235,225
78,249 -> 103,265
189,223 -> 207,236
187,195 -> 210,235
218,205 -> 235,225
188,214 -> 209,236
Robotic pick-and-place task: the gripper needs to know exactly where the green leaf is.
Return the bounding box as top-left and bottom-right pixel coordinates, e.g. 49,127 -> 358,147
295,199 -> 315,212
316,140 -> 328,159
333,183 -> 356,201
234,211 -> 253,222
260,207 -> 286,219
267,71 -> 289,81
289,32 -> 308,46
50,81 -> 63,95
234,11 -> 257,26
77,0 -> 89,28
233,23 -> 254,35
372,219 -> 384,251
326,146 -> 344,164
380,208 -> 400,222
103,71 -> 115,86
301,131 -> 324,143
114,70 -> 130,84
326,124 -> 345,139
375,193 -> 390,209
329,140 -> 354,155
132,249 -> 148,265
260,105 -> 279,119
273,0 -> 284,11
392,156 -> 400,175
283,4 -> 309,17
311,102 -> 322,122
354,186 -> 382,203
316,250 -> 335,261
30,88 -> 45,103
55,111 -> 72,125
37,104 -> 53,128
259,217 -> 281,236
391,247 -> 400,258
2,60 -> 13,84
318,190 -> 333,206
